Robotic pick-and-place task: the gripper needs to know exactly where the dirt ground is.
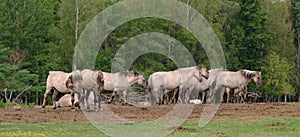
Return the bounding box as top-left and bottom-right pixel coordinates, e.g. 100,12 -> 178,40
0,103 -> 299,123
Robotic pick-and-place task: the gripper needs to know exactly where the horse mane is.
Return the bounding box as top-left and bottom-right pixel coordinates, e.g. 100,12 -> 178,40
197,65 -> 205,70
96,70 -> 104,86
240,70 -> 256,79
70,70 -> 83,82
118,71 -> 139,77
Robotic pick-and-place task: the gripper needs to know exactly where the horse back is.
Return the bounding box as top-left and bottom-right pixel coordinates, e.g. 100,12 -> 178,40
46,71 -> 71,93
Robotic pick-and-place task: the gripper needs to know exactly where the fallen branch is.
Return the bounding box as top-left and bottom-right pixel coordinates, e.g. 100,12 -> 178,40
13,82 -> 36,103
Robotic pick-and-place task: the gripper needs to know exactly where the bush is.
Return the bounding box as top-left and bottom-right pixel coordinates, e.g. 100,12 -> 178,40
0,99 -> 6,108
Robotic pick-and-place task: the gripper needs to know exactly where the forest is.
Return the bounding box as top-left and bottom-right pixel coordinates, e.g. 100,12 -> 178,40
0,0 -> 299,105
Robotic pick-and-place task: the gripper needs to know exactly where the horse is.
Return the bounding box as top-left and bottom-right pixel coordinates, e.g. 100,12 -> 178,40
55,94 -> 79,108
181,76 -> 209,104
148,65 -> 208,104
42,70 -> 83,111
81,69 -> 104,111
102,71 -> 147,104
209,69 -> 262,103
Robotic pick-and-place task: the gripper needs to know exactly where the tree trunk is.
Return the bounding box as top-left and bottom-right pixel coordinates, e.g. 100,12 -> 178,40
36,92 -> 39,105
284,94 -> 287,103
73,0 -> 79,70
297,34 -> 300,76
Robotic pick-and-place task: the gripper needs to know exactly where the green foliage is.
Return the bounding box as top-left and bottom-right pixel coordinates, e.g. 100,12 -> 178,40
233,0 -> 272,70
0,99 -> 5,108
0,0 -> 299,103
262,52 -> 295,96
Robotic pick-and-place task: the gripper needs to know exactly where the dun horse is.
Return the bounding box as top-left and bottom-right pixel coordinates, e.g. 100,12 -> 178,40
209,70 -> 262,103
102,71 -> 147,104
148,65 -> 208,104
81,69 -> 104,111
42,70 -> 83,111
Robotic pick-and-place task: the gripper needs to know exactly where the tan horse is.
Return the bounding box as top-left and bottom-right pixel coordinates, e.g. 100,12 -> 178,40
209,70 -> 262,103
102,71 -> 147,103
81,69 -> 104,111
55,94 -> 79,108
148,65 -> 208,104
182,76 -> 209,104
42,70 -> 83,111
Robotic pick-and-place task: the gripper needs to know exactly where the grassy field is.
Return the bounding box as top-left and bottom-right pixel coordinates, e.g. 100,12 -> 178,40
0,116 -> 299,137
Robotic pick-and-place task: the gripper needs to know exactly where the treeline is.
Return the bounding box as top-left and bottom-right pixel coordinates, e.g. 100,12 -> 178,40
0,0 -> 299,104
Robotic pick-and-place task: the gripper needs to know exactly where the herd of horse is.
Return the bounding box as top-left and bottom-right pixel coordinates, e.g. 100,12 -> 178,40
41,65 -> 262,111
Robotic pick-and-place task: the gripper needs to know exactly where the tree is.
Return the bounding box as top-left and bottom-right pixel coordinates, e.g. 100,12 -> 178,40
261,52 -> 295,102
0,45 -> 39,104
235,0 -> 272,70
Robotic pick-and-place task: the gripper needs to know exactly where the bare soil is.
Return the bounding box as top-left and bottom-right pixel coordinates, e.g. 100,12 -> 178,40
0,103 -> 299,123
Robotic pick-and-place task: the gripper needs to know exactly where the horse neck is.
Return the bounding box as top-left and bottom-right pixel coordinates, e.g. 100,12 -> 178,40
127,75 -> 139,85
242,76 -> 253,85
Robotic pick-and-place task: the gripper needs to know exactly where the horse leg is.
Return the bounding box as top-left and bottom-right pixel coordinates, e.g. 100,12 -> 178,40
52,89 -> 58,110
201,91 -> 206,104
42,87 -> 52,111
71,92 -> 75,110
226,88 -> 230,103
220,88 -> 225,103
81,89 -> 86,106
177,86 -> 184,104
85,90 -> 91,110
122,90 -> 127,104
173,88 -> 179,104
96,91 -> 101,111
108,90 -> 117,103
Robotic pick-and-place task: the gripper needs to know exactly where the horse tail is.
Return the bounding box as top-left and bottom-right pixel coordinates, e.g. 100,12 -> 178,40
148,75 -> 154,103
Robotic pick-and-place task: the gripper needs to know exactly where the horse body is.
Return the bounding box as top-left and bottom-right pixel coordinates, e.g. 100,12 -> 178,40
179,76 -> 209,104
149,65 -> 208,104
81,69 -> 104,111
42,70 -> 83,110
102,71 -> 147,103
56,94 -> 79,108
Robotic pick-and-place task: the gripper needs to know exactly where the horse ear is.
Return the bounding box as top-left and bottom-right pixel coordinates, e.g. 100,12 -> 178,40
134,72 -> 139,76
241,70 -> 246,76
68,75 -> 73,82
259,71 -> 261,75
197,65 -> 205,70
66,74 -> 73,88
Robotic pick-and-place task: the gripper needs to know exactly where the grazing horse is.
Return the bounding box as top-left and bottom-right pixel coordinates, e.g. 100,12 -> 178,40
102,71 -> 147,103
42,70 -> 83,111
182,76 -> 209,104
180,69 -> 227,104
81,69 -> 104,111
148,65 -> 208,104
209,70 -> 262,103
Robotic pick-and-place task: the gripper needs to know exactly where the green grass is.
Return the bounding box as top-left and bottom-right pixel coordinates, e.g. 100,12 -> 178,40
169,117 -> 300,137
0,117 -> 299,137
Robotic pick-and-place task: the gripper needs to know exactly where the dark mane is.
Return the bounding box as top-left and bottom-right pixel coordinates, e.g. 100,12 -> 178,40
118,71 -> 139,77
240,70 -> 256,79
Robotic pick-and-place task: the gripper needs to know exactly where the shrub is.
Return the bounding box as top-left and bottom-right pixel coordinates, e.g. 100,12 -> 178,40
0,99 -> 6,108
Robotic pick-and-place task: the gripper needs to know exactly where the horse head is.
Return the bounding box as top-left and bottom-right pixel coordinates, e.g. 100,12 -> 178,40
198,65 -> 208,79
241,70 -> 262,87
68,70 -> 83,94
96,70 -> 105,91
136,73 -> 147,89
